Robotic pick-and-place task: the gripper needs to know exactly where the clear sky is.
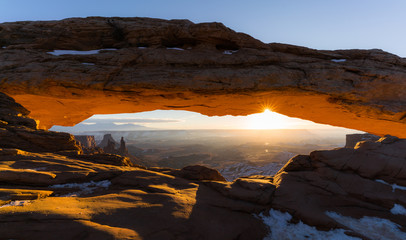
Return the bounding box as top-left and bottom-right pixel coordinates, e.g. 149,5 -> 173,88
2,0 -> 403,131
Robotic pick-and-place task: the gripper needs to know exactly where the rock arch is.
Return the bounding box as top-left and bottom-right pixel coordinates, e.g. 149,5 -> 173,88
0,17 -> 405,136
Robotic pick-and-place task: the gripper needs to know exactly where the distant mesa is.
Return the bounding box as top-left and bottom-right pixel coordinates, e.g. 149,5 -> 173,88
75,135 -> 97,149
98,134 -> 117,148
75,133 -> 132,159
74,135 -> 104,154
98,134 -> 130,157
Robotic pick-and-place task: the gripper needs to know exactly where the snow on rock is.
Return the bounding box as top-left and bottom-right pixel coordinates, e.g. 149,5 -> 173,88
219,152 -> 294,181
50,180 -> 111,196
375,179 -> 406,192
259,209 -> 359,240
391,204 -> 406,216
81,63 -> 95,66
166,47 -> 184,51
0,200 -> 31,208
47,49 -> 117,56
326,211 -> 406,240
220,162 -> 285,181
223,50 -> 238,55
331,59 -> 346,62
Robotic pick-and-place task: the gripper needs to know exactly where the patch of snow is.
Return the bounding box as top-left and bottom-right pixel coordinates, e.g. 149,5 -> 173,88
223,50 -> 238,55
47,49 -> 117,56
220,152 -> 294,181
220,162 -> 287,181
259,209 -> 360,240
0,200 -> 31,208
326,211 -> 406,240
391,204 -> 406,216
33,167 -> 48,171
1,46 -> 6,49
166,47 -> 184,51
137,47 -> 147,49
375,179 -> 406,192
81,62 -> 95,66
50,180 -> 111,197
331,59 -> 346,62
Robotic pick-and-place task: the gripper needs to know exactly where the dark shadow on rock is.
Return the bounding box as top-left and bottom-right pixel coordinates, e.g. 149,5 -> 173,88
0,212 -> 131,240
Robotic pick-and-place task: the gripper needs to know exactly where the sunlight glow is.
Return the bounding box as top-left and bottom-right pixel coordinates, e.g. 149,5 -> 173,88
246,109 -> 289,129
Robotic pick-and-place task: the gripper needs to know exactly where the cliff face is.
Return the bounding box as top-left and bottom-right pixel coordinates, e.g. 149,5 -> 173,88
0,17 -> 405,137
98,134 -> 117,148
0,92 -> 80,153
75,135 -> 97,149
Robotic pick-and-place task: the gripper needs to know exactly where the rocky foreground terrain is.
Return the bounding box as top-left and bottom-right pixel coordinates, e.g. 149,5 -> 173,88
0,17 -> 405,137
1,92 -> 406,239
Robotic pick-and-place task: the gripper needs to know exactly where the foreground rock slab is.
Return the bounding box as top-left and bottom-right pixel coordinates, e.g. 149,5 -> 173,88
271,136 -> 406,238
0,165 -> 267,240
0,17 -> 405,136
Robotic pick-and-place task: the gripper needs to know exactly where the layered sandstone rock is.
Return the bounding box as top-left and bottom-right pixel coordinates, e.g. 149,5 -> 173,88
270,136 -> 406,237
0,147 -> 268,239
74,135 -> 104,154
98,134 -> 116,148
0,17 -> 405,137
75,135 -> 97,148
98,134 -> 131,158
0,92 -> 80,153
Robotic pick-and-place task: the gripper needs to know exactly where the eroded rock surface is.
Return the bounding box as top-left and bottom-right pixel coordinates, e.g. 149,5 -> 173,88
0,92 -> 80,153
0,17 -> 405,137
271,136 -> 406,237
75,135 -> 97,148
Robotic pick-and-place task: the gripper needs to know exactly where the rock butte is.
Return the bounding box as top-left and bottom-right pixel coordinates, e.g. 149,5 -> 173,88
0,17 -> 405,136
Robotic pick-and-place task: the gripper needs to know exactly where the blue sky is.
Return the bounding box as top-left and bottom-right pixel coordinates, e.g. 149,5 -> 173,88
2,0 -> 403,130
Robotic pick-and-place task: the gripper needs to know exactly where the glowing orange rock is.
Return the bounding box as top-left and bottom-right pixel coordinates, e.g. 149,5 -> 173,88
0,17 -> 405,136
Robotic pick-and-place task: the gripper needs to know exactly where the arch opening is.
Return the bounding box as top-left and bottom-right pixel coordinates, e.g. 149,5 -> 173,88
51,109 -> 362,181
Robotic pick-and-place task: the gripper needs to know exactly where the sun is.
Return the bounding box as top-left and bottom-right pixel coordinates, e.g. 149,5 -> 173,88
246,109 -> 288,129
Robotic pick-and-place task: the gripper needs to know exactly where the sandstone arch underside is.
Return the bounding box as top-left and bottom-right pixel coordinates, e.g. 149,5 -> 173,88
0,17 -> 405,137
